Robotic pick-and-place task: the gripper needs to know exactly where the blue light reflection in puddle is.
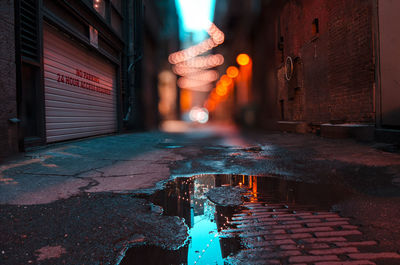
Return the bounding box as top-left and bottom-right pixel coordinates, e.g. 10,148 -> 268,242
188,175 -> 224,265
119,174 -> 353,265
119,174 -> 243,265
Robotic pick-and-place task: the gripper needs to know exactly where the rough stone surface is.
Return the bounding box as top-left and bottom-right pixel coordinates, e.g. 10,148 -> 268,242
206,186 -> 245,206
0,125 -> 399,264
0,194 -> 188,265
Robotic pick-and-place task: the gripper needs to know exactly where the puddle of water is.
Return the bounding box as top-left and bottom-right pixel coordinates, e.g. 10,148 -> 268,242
120,174 -> 353,265
119,245 -> 188,265
157,143 -> 184,149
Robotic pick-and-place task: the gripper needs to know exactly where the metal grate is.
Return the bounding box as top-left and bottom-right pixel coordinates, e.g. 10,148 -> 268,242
20,0 -> 39,61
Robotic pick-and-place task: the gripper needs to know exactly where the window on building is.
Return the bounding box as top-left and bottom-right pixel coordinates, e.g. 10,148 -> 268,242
92,0 -> 123,36
111,7 -> 122,35
111,0 -> 121,13
93,0 -> 106,18
312,18 -> 319,35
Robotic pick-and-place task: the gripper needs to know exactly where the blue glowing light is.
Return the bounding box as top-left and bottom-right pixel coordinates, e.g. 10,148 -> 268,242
175,0 -> 216,42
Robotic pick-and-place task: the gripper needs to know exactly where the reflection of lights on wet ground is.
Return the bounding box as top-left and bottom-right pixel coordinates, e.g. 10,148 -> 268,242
189,176 -> 223,265
188,213 -> 223,265
189,107 -> 209,123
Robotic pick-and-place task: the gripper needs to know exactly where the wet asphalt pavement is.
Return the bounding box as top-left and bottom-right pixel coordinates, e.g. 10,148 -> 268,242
0,123 -> 400,264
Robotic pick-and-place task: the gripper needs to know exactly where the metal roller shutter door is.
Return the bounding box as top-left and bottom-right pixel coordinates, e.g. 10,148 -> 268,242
43,25 -> 117,143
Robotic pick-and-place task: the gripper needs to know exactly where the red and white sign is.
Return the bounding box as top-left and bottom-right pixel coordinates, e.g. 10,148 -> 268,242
43,24 -> 117,143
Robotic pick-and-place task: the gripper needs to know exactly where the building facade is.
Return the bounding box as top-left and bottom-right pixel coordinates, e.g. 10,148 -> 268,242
9,0 -> 128,158
214,0 -> 400,139
1,0 -> 18,158
0,0 -> 179,159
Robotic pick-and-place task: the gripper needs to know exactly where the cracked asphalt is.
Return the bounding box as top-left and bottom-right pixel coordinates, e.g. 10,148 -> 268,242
0,123 -> 399,264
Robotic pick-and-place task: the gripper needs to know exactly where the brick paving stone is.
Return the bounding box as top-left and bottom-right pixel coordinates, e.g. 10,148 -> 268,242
281,219 -> 324,225
307,212 -> 339,216
314,230 -> 361,237
325,217 -> 351,221
222,228 -> 252,233
268,260 -> 281,264
290,226 -> 334,233
341,225 -> 359,230
334,241 -> 377,247
300,237 -> 348,243
258,216 -> 298,222
306,221 -> 349,227
241,246 -> 273,252
268,209 -> 292,212
243,206 -> 271,210
301,214 -> 341,219
268,212 -> 314,217
272,224 -> 303,229
303,243 -> 330,249
233,192 -> 397,265
348,252 -> 400,260
235,258 -> 282,264
309,247 -> 359,255
280,244 -> 298,250
229,220 -> 252,225
233,213 -> 248,217
273,233 -> 313,240
289,254 -> 340,263
314,261 -> 376,265
250,250 -> 302,259
232,216 -> 256,221
245,239 -> 296,248
264,203 -> 296,207
240,229 -> 286,237
238,223 -> 302,230
275,239 -> 296,245
243,202 -> 264,206
244,241 -> 272,248
270,229 -> 288,234
237,221 -> 278,227
243,207 -> 291,211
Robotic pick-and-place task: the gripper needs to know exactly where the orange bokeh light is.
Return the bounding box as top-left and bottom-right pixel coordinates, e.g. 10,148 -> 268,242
216,84 -> 228,96
205,100 -> 216,112
226,66 -> 239,78
220,75 -> 232,87
236,53 -> 250,66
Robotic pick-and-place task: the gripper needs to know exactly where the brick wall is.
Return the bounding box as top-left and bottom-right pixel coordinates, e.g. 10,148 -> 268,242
326,0 -> 374,123
266,0 -> 375,125
0,0 -> 18,159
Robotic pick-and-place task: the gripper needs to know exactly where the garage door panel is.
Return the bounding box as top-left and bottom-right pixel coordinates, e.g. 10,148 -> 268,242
46,116 -> 115,123
45,92 -> 114,109
45,80 -> 115,103
45,95 -> 113,109
44,34 -> 116,83
43,55 -> 114,88
46,125 -> 115,135
45,106 -> 115,118
46,121 -> 115,130
46,129 -> 114,143
44,24 -> 117,143
45,99 -> 114,112
43,60 -> 114,90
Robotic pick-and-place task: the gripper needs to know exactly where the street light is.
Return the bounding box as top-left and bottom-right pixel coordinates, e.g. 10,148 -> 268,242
236,53 -> 250,66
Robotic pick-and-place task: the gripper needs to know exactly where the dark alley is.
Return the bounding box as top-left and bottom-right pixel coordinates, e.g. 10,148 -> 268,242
1,0 -> 400,264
